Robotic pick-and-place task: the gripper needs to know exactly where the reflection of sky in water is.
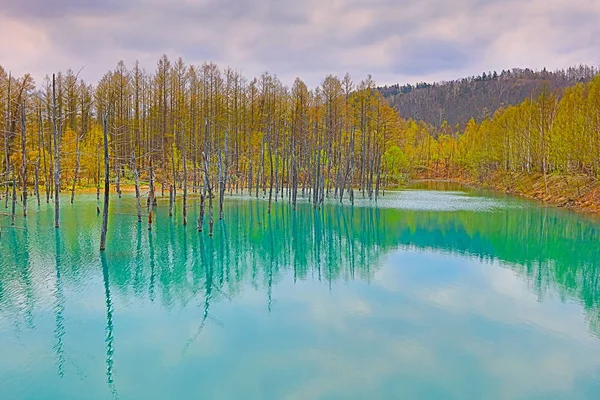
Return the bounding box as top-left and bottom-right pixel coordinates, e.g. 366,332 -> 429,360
351,190 -> 522,211
1,192 -> 600,399
234,189 -> 525,212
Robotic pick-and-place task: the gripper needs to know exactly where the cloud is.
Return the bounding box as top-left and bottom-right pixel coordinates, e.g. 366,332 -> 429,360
0,0 -> 599,87
391,38 -> 475,75
2,0 -> 126,19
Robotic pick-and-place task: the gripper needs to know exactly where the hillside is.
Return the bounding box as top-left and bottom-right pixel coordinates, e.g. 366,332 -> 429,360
378,65 -> 598,128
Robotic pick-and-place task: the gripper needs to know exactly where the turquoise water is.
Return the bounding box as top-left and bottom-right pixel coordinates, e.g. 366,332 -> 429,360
1,189 -> 600,399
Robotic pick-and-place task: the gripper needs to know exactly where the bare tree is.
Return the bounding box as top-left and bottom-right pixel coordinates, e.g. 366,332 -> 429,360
100,115 -> 110,251
21,100 -> 27,217
52,74 -> 60,228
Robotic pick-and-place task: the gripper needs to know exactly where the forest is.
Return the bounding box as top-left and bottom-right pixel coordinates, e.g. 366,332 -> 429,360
379,66 -> 598,127
0,56 -> 404,241
405,74 -> 600,198
2,56 -> 600,241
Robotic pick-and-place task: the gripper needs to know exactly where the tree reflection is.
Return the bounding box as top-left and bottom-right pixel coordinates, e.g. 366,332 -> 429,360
182,234 -> 214,355
1,196 -> 600,365
101,252 -> 117,398
53,229 -> 65,378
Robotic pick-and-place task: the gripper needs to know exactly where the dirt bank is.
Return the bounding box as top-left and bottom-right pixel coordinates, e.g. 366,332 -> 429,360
415,172 -> 600,215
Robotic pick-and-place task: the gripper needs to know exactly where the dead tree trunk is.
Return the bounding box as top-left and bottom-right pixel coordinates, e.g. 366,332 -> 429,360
52,74 -> 60,229
313,122 -> 320,208
201,151 -> 214,236
274,127 -> 280,202
132,151 -> 142,223
70,129 -> 81,204
192,117 -> 198,195
11,169 -> 16,226
208,185 -> 214,236
34,161 -> 40,207
21,101 -> 27,217
255,153 -> 260,198
4,73 -> 11,209
36,108 -> 42,207
261,135 -> 266,196
148,158 -> 154,231
39,108 -> 50,204
218,131 -> 228,220
182,128 -> 188,226
248,159 -> 253,196
115,162 -> 121,199
340,129 -> 354,204
198,191 -> 205,232
169,184 -> 174,217
100,115 -> 110,251
375,151 -> 382,201
171,141 -> 177,211
96,144 -> 100,200
268,129 -> 274,214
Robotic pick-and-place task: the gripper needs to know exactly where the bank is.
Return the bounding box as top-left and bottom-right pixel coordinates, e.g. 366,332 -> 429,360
413,172 -> 600,215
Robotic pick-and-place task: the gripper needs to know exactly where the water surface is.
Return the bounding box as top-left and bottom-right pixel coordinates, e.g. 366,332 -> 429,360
1,188 -> 600,399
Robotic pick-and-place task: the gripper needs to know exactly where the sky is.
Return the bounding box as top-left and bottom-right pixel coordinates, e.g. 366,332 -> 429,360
1,0 -> 599,88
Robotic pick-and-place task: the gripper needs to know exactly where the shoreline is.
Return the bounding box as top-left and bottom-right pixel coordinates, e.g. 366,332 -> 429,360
57,174 -> 600,218
411,173 -> 600,216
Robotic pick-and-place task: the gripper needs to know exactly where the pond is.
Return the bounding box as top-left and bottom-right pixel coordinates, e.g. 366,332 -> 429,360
1,188 -> 600,399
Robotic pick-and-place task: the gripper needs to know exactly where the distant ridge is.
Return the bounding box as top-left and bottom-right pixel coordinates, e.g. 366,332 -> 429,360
378,65 -> 598,128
